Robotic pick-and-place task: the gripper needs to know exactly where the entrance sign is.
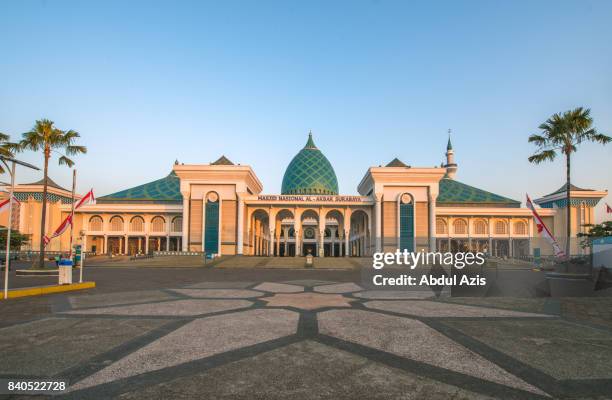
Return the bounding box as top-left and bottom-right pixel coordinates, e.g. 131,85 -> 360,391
256,195 -> 368,202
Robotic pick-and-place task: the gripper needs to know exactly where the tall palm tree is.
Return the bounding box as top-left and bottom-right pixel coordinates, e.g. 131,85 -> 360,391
16,119 -> 86,267
528,107 -> 610,256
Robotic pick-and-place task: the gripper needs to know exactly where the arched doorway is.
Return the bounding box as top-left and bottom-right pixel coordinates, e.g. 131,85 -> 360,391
250,209 -> 270,256
349,210 -> 369,256
275,209 -> 294,257
325,209 -> 344,257
300,209 -> 319,257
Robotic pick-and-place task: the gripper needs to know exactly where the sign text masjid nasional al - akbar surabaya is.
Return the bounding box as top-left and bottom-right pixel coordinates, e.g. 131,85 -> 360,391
257,195 -> 368,202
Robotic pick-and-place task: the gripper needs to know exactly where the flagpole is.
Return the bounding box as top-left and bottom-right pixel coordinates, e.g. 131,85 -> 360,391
4,162 -> 16,300
69,169 -> 76,260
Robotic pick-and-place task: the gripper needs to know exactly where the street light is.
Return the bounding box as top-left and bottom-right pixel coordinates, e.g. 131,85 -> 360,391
1,156 -> 40,299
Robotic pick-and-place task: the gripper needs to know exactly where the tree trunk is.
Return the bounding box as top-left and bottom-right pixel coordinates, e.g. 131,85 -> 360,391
565,151 -> 571,258
38,150 -> 50,268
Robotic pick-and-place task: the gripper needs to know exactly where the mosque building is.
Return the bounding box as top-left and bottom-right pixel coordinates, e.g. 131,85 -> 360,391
1,133 -> 607,258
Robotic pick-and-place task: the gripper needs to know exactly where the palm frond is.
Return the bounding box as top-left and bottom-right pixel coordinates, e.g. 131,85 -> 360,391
65,145 -> 87,155
528,150 -> 557,164
58,155 -> 75,167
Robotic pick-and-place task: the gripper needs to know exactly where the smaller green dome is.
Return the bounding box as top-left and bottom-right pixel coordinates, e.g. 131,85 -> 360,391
281,132 -> 339,195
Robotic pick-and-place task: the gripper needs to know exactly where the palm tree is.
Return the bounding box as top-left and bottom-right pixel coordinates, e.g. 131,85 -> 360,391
528,107 -> 610,256
16,119 -> 86,267
0,132 -> 18,174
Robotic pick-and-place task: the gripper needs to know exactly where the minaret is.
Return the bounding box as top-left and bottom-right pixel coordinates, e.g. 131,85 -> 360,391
444,129 -> 458,179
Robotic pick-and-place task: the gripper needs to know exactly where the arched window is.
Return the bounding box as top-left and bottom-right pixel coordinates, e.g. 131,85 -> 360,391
89,216 -> 103,231
474,220 -> 488,235
151,216 -> 165,232
129,216 -> 144,232
453,219 -> 468,235
495,220 -> 507,235
514,221 -> 527,235
436,219 -> 447,234
171,217 -> 182,232
110,216 -> 124,231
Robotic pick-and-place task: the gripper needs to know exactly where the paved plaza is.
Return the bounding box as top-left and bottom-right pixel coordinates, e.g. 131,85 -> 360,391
1,269 -> 612,399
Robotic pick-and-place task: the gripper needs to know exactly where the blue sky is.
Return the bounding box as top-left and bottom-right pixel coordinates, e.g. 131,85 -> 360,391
1,0 -> 611,221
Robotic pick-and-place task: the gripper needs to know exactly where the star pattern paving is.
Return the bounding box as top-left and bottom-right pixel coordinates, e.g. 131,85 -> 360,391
3,280 -> 612,399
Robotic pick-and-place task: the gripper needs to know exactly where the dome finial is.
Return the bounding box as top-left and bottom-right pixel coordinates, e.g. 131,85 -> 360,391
447,128 -> 453,150
304,130 -> 317,149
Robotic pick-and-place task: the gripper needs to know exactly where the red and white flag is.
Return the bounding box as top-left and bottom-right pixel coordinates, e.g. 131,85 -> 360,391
43,189 -> 95,247
75,189 -> 95,209
606,203 -> 612,214
43,213 -> 73,246
526,194 -> 565,258
0,194 -> 20,212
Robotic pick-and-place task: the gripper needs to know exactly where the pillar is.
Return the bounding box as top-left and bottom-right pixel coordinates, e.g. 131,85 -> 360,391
374,194 -> 382,252
237,193 -> 244,255
294,217 -> 301,257
181,194 -> 189,251
428,190 -> 437,252
344,229 -> 349,257
145,235 -> 149,254
104,235 -> 108,254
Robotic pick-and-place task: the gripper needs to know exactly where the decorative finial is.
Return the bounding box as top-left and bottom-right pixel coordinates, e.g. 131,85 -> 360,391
305,130 -> 316,149
447,129 -> 453,151
174,159 -> 179,165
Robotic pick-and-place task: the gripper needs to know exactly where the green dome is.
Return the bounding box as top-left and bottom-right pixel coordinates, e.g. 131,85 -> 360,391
281,133 -> 339,195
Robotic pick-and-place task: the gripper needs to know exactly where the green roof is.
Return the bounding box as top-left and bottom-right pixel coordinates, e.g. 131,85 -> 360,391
544,183 -> 593,197
447,136 -> 453,151
281,132 -> 339,195
437,178 -> 520,207
98,171 -> 182,203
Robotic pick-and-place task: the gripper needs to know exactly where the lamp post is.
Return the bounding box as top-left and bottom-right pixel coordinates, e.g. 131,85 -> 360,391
1,156 -> 40,299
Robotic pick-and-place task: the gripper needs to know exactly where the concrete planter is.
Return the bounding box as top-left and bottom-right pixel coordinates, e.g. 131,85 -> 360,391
545,269 -> 598,297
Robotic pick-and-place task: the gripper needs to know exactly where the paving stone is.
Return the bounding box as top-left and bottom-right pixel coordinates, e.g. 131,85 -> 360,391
282,279 -> 337,287
263,292 -> 354,310
318,310 -> 546,395
253,282 -> 304,293
71,309 -> 299,391
0,318 -> 167,376
116,340 -> 496,400
365,300 -> 552,318
354,290 -> 435,299
314,283 -> 363,293
444,319 -> 612,380
181,281 -> 254,289
440,297 -> 547,314
169,289 -> 263,298
69,290 -> 178,309
63,299 -> 253,316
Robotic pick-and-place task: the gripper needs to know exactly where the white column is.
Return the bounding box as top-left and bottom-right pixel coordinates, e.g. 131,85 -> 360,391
528,217 -> 534,255
331,228 -> 335,256
104,235 -> 108,254
166,216 -> 171,251
145,235 -> 149,254
294,217 -> 301,257
428,190 -> 437,252
374,194 -> 382,252
236,193 -> 244,255
181,194 -> 189,251
269,228 -> 274,256
344,229 -> 349,257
